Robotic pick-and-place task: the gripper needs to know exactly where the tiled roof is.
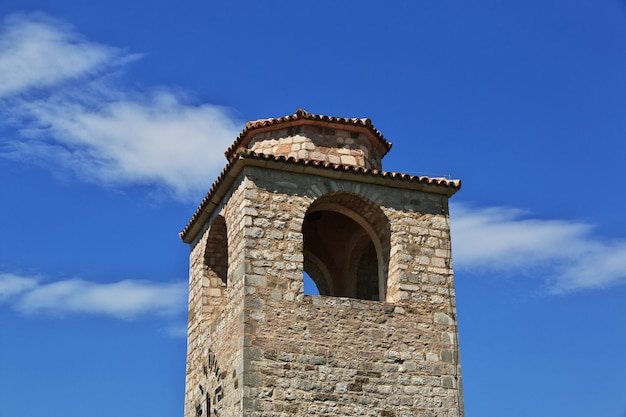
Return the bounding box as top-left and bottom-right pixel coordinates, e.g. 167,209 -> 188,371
180,150 -> 461,243
224,109 -> 393,160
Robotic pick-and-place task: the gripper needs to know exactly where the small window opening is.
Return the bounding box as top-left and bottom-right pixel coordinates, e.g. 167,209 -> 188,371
204,216 -> 228,285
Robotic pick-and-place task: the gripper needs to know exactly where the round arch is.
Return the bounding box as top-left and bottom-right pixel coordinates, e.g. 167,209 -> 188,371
302,192 -> 390,301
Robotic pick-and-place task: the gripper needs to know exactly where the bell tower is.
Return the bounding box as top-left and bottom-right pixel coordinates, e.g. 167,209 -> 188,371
180,109 -> 463,417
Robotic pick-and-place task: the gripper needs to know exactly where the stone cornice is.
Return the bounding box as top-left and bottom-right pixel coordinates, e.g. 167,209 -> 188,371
180,150 -> 460,243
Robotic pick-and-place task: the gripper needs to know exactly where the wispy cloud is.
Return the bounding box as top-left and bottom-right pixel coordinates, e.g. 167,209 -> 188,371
0,273 -> 39,300
451,204 -> 626,293
0,273 -> 187,319
0,13 -> 242,200
0,13 -> 132,97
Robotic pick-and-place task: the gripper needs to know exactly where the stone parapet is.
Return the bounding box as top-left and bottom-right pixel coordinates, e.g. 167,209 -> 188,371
244,295 -> 462,417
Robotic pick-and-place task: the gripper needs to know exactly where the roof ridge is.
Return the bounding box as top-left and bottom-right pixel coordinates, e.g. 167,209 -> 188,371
225,109 -> 391,160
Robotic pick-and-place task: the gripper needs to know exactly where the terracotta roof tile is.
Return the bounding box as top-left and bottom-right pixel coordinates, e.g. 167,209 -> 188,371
180,150 -> 460,243
224,109 -> 392,160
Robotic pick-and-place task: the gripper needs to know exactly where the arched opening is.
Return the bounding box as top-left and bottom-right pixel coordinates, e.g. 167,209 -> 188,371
302,193 -> 390,301
204,215 -> 228,285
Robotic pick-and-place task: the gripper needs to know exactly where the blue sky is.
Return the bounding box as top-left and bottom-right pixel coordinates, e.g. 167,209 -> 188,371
0,2 -> 625,416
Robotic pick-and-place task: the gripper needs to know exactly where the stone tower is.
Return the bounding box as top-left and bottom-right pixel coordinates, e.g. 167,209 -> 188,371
180,109 -> 463,417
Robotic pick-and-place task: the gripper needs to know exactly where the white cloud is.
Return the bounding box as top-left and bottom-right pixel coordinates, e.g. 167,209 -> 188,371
451,203 -> 626,293
0,13 -> 242,200
0,273 -> 38,300
0,13 -> 132,97
0,273 -> 187,319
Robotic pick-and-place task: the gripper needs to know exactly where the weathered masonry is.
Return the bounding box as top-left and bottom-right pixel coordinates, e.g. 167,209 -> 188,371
180,109 -> 464,417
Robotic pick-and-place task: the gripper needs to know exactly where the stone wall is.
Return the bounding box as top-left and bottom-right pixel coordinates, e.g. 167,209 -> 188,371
245,296 -> 461,417
247,125 -> 385,170
184,166 -> 463,417
185,178 -> 249,417
240,167 -> 463,416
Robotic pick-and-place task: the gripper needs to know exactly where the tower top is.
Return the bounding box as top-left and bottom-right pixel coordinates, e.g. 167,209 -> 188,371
180,110 -> 460,243
224,109 -> 392,169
